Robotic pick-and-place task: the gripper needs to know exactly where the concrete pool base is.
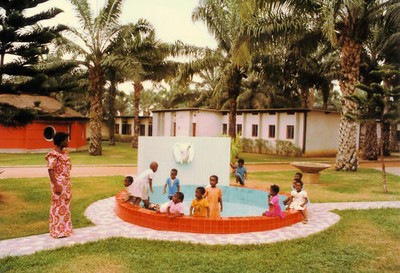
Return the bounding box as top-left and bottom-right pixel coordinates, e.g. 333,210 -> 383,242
2,198 -> 400,258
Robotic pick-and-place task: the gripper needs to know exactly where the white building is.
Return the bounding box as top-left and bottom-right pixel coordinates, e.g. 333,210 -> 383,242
152,108 -> 341,157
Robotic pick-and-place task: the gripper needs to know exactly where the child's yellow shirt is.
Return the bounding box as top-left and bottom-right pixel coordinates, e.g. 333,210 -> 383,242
191,198 -> 209,217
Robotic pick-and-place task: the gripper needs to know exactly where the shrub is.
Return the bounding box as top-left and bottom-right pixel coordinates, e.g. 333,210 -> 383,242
275,140 -> 302,157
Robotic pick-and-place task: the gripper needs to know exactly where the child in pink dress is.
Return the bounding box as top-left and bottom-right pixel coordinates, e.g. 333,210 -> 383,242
262,184 -> 285,219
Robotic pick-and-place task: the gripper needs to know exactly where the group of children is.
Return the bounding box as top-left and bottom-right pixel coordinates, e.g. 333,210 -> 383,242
123,159 -> 308,223
263,172 -> 309,224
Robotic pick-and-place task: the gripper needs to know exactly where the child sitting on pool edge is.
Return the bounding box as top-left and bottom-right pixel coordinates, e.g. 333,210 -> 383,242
262,184 -> 285,219
190,187 -> 210,218
285,180 -> 309,224
158,192 -> 185,219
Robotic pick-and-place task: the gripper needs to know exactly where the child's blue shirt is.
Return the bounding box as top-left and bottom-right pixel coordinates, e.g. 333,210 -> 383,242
166,177 -> 180,197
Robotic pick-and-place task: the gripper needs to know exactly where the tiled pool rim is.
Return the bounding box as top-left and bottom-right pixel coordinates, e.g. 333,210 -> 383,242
115,187 -> 303,234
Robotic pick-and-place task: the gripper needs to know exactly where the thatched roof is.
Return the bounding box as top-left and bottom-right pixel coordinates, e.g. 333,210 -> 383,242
0,94 -> 86,119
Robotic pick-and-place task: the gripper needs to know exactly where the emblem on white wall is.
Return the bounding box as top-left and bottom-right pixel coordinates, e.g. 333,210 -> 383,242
173,143 -> 195,164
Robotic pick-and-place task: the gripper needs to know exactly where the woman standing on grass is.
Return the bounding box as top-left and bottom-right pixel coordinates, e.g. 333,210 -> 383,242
45,132 -> 73,238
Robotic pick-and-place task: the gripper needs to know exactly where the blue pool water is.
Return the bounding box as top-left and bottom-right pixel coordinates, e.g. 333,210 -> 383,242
149,185 -> 287,217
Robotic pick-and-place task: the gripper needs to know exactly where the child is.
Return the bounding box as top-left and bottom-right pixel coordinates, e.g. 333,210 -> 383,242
190,187 -> 210,217
123,175 -> 135,203
286,180 -> 309,224
132,161 -> 158,208
262,184 -> 285,219
290,172 -> 303,190
163,168 -> 180,200
230,159 -> 247,185
159,192 -> 184,219
204,175 -> 223,219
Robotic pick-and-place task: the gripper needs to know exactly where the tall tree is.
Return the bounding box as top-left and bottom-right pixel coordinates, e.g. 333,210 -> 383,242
179,0 -> 253,138
252,0 -> 398,171
0,0 -> 75,126
61,0 -> 124,155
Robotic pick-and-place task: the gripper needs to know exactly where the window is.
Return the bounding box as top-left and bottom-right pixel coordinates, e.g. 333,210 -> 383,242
122,119 -> 131,135
269,112 -> 276,115
237,124 -> 242,136
268,125 -> 276,138
115,124 -> 119,134
139,124 -> 146,136
222,123 -> 228,135
286,125 -> 294,139
252,124 -> 258,137
148,124 -> 153,136
192,123 -> 196,136
287,111 -> 295,115
43,126 -> 56,141
121,124 -> 131,135
252,112 -> 258,115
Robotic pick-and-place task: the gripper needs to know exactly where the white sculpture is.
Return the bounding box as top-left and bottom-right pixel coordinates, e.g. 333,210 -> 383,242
173,143 -> 195,164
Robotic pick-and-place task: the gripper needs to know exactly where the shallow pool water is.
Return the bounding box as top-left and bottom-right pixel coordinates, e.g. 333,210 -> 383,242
149,185 -> 287,217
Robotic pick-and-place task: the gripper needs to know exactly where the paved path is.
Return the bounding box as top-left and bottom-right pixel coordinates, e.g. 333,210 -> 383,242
1,198 -> 400,258
0,162 -> 398,179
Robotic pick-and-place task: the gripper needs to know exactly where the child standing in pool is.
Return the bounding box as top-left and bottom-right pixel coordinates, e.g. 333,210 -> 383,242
204,175 -> 223,219
190,187 -> 210,217
262,184 -> 285,219
230,159 -> 247,185
286,180 -> 309,224
163,168 -> 180,200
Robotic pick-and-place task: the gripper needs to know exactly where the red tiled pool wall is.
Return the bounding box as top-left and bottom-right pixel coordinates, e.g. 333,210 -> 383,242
115,192 -> 303,234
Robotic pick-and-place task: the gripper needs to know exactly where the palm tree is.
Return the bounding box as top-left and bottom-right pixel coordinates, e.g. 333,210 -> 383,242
348,66 -> 399,192
61,0 -> 124,155
178,0 -> 253,138
251,0 -> 399,171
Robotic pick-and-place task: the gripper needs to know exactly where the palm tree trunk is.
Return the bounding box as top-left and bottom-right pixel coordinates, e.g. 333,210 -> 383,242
389,123 -> 398,152
0,53 -> 4,85
335,37 -> 361,171
88,65 -> 105,156
227,67 -> 243,139
107,80 -> 117,146
132,81 -> 143,148
362,121 -> 378,160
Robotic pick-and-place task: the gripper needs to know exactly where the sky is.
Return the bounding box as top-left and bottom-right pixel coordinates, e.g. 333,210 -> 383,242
39,0 -> 217,48
30,0 -> 217,91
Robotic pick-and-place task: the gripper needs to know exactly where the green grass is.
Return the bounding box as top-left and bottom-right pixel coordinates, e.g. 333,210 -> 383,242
1,208 -> 399,273
247,168 -> 400,202
239,152 -> 334,163
1,169 -> 399,241
0,142 -> 137,166
0,176 -> 123,240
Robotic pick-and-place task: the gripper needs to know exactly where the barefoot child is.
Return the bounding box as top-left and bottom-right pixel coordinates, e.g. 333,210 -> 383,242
262,184 -> 285,219
286,180 -> 309,223
230,159 -> 247,185
163,168 -> 180,200
204,175 -> 223,219
132,162 -> 158,208
161,192 -> 185,219
123,175 -> 134,203
190,187 -> 210,217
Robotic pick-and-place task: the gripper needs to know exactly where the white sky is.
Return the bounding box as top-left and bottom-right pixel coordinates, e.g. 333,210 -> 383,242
39,0 -> 217,48
31,0 -> 217,92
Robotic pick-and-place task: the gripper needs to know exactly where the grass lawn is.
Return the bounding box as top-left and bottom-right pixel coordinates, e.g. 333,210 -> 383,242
1,169 -> 399,241
244,168 -> 400,202
0,176 -> 123,240
0,142 -> 137,166
1,208 -> 399,272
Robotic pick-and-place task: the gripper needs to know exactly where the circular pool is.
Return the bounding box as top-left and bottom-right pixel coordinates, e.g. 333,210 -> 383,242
115,185 -> 303,234
149,185 -> 287,217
